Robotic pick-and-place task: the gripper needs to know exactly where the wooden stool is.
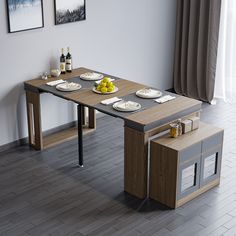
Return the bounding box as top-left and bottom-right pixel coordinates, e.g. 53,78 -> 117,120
149,122 -> 224,208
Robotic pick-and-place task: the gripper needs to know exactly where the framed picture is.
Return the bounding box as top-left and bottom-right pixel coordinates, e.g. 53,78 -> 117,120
54,0 -> 86,25
6,0 -> 44,33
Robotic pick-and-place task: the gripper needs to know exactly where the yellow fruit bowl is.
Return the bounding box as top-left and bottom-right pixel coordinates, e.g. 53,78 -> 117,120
93,77 -> 118,94
92,86 -> 119,95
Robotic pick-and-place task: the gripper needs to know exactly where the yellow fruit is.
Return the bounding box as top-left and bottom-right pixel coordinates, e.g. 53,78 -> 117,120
106,81 -> 113,87
100,82 -> 107,88
102,77 -> 110,83
107,86 -> 114,92
101,87 -> 108,93
96,85 -> 101,91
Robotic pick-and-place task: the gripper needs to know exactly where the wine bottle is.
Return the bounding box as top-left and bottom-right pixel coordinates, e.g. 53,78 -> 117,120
66,47 -> 72,73
60,48 -> 66,74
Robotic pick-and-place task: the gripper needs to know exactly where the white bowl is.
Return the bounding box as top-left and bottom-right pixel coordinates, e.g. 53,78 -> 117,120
51,69 -> 61,77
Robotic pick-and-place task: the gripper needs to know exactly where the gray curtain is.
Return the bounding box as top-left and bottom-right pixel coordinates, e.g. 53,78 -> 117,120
173,0 -> 221,103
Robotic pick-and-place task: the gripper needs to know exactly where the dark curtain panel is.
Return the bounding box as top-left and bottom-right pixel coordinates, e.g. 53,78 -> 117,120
173,0 -> 221,103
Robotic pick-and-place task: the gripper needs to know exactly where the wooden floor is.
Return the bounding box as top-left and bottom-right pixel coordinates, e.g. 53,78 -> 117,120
0,100 -> 236,236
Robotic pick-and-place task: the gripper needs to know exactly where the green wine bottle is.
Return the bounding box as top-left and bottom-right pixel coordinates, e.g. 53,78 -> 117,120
60,48 -> 66,74
66,47 -> 72,73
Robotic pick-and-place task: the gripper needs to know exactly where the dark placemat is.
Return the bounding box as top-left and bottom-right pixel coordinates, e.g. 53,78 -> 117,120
94,90 -> 178,119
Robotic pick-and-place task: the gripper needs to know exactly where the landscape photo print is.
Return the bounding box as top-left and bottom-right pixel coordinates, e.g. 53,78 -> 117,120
6,0 -> 44,33
54,0 -> 86,25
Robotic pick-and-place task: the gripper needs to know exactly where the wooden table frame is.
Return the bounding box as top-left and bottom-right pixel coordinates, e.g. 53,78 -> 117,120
24,67 -> 202,199
25,90 -> 96,151
124,111 -> 201,199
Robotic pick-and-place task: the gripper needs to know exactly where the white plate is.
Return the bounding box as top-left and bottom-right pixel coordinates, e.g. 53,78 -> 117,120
113,101 -> 141,112
80,72 -> 104,81
92,86 -> 119,95
56,82 -> 81,92
136,88 -> 162,99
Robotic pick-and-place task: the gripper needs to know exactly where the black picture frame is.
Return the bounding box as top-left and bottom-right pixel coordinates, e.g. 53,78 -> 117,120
54,0 -> 86,25
6,0 -> 44,33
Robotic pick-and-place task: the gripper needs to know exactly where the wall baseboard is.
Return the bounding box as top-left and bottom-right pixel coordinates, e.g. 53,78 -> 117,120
0,137 -> 28,153
0,121 -> 76,153
0,112 -> 106,153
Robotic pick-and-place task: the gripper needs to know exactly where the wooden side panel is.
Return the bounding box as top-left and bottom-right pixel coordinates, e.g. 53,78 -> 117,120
33,93 -> 42,150
149,142 -> 178,208
124,126 -> 148,199
88,108 -> 96,129
26,102 -> 34,145
26,91 -> 43,150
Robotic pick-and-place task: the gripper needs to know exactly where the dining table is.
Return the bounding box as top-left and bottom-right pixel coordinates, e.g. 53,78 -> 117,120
24,67 -> 202,199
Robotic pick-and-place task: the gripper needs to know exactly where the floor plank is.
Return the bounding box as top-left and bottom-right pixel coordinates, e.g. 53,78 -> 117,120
0,99 -> 236,235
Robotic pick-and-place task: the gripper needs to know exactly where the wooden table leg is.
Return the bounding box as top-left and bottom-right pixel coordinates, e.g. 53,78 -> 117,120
124,126 -> 148,199
26,90 -> 43,150
88,108 -> 96,129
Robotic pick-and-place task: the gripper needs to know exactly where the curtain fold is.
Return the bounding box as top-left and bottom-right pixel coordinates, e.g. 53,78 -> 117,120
173,0 -> 221,103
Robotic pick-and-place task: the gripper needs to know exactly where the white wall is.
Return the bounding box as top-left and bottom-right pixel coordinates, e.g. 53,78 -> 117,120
0,0 -> 177,146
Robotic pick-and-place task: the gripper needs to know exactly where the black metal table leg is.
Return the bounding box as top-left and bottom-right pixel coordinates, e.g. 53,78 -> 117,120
77,104 -> 84,167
